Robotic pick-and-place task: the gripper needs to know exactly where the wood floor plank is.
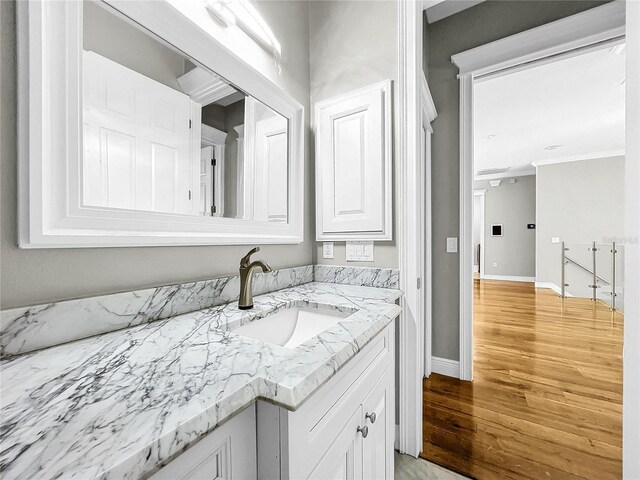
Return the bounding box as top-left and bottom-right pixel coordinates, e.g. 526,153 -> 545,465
421,280 -> 623,479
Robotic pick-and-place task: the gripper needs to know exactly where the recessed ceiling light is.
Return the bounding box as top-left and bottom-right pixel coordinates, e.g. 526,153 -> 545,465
544,145 -> 563,151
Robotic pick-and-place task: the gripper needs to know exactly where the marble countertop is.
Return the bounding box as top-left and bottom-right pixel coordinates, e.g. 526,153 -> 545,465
0,282 -> 402,480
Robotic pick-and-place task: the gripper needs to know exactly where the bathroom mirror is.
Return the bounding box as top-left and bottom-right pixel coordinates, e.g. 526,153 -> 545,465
83,2 -> 288,222
18,0 -> 303,247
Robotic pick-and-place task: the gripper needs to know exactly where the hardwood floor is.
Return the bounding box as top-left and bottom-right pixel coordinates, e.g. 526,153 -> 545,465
421,279 -> 623,480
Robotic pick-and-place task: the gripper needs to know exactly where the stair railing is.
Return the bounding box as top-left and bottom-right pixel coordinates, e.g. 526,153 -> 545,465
561,241 -> 619,311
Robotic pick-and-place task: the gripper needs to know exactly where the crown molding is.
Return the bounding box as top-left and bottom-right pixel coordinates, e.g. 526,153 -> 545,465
531,149 -> 625,168
451,2 -> 625,76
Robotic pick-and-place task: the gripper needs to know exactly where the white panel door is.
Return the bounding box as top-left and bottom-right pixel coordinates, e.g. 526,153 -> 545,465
362,364 -> 394,480
307,404 -> 363,480
83,50 -> 196,215
315,80 -> 392,240
253,115 -> 288,223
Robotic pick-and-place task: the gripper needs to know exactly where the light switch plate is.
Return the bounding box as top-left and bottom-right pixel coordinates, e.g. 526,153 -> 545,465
322,242 -> 334,259
551,236 -> 560,244
446,237 -> 458,253
346,241 -> 374,262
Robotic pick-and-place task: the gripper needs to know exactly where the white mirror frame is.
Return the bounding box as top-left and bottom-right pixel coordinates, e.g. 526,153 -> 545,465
17,0 -> 304,248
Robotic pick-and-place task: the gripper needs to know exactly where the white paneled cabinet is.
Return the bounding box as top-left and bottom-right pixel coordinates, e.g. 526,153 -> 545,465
259,323 -> 395,480
315,81 -> 393,241
149,405 -> 256,480
149,324 -> 395,480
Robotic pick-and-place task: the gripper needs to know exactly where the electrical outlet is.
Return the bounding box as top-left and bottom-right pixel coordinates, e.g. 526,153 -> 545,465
322,242 -> 334,259
493,262 -> 498,268
551,237 -> 560,244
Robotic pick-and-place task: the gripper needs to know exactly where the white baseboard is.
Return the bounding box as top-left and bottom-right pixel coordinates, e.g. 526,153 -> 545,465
431,356 -> 460,378
480,274 -> 535,282
535,281 -> 573,297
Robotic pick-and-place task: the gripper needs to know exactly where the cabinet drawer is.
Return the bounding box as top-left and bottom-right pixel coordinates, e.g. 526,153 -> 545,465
286,323 -> 394,478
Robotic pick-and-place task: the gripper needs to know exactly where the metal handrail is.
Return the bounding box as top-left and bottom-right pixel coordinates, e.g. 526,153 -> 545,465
561,241 -> 619,311
564,255 -> 610,285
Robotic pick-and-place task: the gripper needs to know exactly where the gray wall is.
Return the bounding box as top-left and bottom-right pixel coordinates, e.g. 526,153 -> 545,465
83,1 -> 187,91
309,0 -> 398,268
425,0 -> 609,361
475,176 -> 536,278
536,157 -> 625,290
0,0 -> 312,309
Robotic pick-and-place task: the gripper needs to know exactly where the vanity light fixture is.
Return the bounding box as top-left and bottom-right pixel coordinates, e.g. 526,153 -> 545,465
205,0 -> 282,58
205,0 -> 236,28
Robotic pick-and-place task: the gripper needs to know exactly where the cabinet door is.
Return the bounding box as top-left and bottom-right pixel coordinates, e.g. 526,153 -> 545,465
150,406 -> 256,480
307,405 -> 363,480
362,364 -> 394,480
315,80 -> 392,241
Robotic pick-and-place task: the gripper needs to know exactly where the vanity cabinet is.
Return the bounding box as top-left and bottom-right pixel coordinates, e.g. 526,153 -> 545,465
149,323 -> 395,480
149,406 -> 257,480
258,323 -> 395,480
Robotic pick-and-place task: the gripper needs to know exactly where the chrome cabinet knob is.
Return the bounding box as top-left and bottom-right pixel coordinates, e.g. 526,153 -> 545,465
357,425 -> 369,438
365,412 -> 377,424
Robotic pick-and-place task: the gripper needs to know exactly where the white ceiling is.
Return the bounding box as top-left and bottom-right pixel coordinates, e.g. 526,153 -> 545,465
474,44 -> 625,179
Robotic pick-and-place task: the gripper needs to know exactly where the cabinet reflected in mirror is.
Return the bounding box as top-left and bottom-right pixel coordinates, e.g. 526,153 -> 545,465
82,1 -> 288,222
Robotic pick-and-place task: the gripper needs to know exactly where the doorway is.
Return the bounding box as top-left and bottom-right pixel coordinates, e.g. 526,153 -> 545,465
420,2 -> 631,478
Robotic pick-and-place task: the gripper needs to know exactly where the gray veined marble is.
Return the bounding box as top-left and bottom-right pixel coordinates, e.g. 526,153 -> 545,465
313,265 -> 400,289
0,282 -> 402,480
0,265 -> 313,357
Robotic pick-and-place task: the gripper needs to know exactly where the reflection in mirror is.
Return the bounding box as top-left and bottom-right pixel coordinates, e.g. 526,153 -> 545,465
81,1 -> 288,222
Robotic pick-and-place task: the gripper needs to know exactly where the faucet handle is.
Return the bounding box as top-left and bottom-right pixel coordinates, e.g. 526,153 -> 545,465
240,247 -> 260,267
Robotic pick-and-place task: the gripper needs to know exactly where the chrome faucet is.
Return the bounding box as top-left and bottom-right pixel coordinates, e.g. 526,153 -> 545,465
238,247 -> 272,310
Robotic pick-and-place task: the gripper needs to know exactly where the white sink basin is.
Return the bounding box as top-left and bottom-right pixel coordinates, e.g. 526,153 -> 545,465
233,306 -> 352,348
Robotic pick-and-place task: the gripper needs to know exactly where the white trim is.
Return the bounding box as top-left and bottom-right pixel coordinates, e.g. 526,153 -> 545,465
473,189 -> 486,196
453,3 -> 625,386
394,424 -> 399,451
534,281 -> 572,297
480,274 -> 534,282
200,125 -> 227,218
201,124 -> 228,146
421,72 -> 436,380
430,357 -> 460,378
624,2 -> 640,477
423,1 -> 485,24
18,0 -> 304,248
531,149 -> 625,168
475,167 -> 536,182
397,0 -> 424,458
451,2 -> 625,76
177,66 -> 238,106
459,74 -> 474,382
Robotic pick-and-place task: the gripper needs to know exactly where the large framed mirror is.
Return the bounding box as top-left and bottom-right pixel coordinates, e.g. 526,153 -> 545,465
18,0 -> 304,247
